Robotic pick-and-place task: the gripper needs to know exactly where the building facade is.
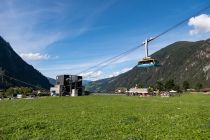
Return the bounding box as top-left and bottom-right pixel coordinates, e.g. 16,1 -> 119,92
128,88 -> 150,96
50,75 -> 84,96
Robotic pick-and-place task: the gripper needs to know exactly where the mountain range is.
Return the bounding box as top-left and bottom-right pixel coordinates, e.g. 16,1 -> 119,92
0,36 -> 51,89
1,35 -> 210,92
86,38 -> 210,92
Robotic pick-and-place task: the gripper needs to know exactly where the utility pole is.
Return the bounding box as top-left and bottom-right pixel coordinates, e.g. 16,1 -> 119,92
144,39 -> 149,58
143,37 -> 154,58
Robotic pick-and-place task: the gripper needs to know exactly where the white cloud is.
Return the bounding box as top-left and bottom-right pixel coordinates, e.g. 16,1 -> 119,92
80,71 -> 103,79
188,14 -> 210,35
0,1 -> 67,53
108,67 -> 132,78
0,0 -> 117,54
20,53 -> 50,61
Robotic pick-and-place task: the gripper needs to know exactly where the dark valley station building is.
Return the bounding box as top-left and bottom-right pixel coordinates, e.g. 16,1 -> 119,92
50,75 -> 84,96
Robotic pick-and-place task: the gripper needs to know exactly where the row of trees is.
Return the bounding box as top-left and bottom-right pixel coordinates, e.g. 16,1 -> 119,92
0,87 -> 33,98
155,80 -> 178,92
151,80 -> 203,92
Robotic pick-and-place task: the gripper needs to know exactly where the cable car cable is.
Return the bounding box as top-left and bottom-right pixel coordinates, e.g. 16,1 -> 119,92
76,44 -> 144,75
78,5 -> 210,77
152,5 -> 210,41
2,74 -> 48,90
83,45 -> 142,78
1,5 -> 209,85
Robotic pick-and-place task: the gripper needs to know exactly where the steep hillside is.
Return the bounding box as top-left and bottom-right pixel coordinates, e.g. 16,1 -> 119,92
0,36 -> 51,89
87,39 -> 210,92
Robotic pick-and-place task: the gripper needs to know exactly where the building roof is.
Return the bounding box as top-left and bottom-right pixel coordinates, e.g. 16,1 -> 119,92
129,88 -> 148,93
169,90 -> 177,93
200,88 -> 210,92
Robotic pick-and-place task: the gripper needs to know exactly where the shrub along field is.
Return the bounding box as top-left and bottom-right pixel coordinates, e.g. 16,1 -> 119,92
0,94 -> 210,139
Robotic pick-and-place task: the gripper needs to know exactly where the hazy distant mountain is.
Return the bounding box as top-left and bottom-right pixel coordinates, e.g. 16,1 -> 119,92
86,38 -> 210,92
83,80 -> 92,86
0,36 -> 51,89
47,77 -> 56,85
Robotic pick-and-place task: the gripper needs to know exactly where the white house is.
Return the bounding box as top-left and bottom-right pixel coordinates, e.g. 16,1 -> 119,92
128,88 -> 151,96
50,85 -> 62,96
17,94 -> 23,99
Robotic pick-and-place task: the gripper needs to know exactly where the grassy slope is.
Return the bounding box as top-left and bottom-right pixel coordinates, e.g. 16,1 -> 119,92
0,94 -> 210,139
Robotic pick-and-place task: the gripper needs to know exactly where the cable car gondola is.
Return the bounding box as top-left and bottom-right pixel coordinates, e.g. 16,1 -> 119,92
137,38 -> 160,68
137,57 -> 160,68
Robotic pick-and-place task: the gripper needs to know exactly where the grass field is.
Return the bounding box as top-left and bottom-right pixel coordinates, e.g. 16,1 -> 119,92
0,94 -> 210,139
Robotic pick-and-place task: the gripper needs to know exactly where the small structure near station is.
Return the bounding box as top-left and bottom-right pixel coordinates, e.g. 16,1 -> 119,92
200,88 -> 210,93
17,94 -> 23,99
127,87 -> 154,96
50,75 -> 84,96
115,87 -> 127,94
160,90 -> 178,97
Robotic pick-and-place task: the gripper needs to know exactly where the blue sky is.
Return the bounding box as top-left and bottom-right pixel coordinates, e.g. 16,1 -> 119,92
0,0 -> 210,80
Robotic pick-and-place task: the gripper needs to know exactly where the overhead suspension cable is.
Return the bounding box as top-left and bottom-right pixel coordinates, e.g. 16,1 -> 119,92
76,44 -> 144,75
1,5 -> 210,85
77,5 -> 210,77
2,74 -> 47,90
152,5 -> 210,41
83,45 -> 142,78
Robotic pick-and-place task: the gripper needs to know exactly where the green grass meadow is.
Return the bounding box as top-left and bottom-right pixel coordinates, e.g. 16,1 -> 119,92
0,94 -> 210,139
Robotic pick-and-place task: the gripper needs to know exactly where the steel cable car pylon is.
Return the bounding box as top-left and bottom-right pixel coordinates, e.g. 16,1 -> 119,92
137,38 -> 160,68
